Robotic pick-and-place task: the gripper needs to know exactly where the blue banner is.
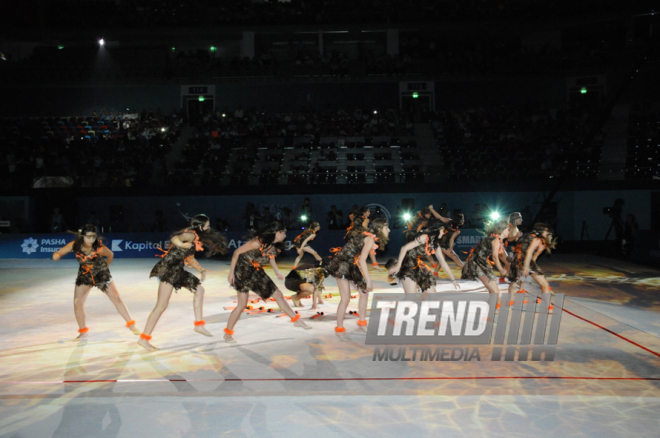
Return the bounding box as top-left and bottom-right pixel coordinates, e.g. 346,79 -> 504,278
0,229 -> 484,260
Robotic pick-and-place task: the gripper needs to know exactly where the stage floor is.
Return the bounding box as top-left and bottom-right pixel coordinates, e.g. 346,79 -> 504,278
1,254 -> 659,437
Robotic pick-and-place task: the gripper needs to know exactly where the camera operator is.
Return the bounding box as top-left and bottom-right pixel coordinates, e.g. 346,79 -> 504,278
604,199 -> 625,251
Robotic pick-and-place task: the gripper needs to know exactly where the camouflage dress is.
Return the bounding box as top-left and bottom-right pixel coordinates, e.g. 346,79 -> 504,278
461,234 -> 502,282
438,223 -> 460,250
403,213 -> 429,242
325,231 -> 377,293
150,230 -> 204,292
285,263 -> 327,293
232,243 -> 281,299
293,229 -> 316,249
75,243 -> 112,292
392,232 -> 441,292
507,233 -> 546,282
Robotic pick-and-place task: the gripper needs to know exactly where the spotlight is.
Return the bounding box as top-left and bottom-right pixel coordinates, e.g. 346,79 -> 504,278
99,39 -> 105,46
373,110 -> 378,114
490,212 -> 500,220
301,215 -> 308,221
222,113 -> 226,117
161,127 -> 166,132
403,213 -> 411,221
198,96 -> 205,102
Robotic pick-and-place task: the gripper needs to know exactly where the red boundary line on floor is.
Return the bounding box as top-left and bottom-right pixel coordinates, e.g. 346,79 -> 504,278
0,376 -> 659,384
563,308 -> 660,358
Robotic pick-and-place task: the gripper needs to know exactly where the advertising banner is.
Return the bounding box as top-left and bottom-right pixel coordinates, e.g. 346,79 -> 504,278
0,229 -> 484,260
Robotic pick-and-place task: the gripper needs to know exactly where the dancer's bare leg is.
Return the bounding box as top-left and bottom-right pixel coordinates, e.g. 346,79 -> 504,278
293,249 -> 304,268
357,290 -> 369,329
303,247 -> 323,262
193,285 -> 212,336
105,281 -> 139,335
224,292 -> 249,342
531,273 -> 551,294
401,278 -> 418,294
479,275 -> 502,307
73,285 -> 92,340
442,249 -> 464,269
138,282 -> 174,351
335,278 -> 351,340
273,289 -> 310,329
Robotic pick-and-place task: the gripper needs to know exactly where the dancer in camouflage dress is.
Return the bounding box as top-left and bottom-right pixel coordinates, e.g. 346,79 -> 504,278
52,224 -> 140,340
461,220 -> 510,295
325,218 -> 390,340
387,222 -> 460,293
139,214 -> 227,351
224,221 -> 311,343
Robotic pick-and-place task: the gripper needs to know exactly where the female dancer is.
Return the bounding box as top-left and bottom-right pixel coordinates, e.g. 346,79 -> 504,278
325,218 -> 390,340
292,222 -> 323,268
52,224 -> 139,340
138,214 -> 227,351
501,212 -> 524,280
225,221 -> 311,343
461,219 -> 510,296
387,222 -> 460,293
285,263 -> 327,310
403,205 -> 450,242
436,213 -> 465,271
507,223 -> 556,296
348,206 -> 371,229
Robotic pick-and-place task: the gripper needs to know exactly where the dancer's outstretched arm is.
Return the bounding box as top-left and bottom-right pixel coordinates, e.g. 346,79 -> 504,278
269,257 -> 284,280
387,237 -> 423,277
491,239 -> 507,276
52,242 -> 74,261
522,238 -> 542,277
428,205 -> 451,223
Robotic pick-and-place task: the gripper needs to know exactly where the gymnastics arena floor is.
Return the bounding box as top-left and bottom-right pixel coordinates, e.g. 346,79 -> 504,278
0,255 -> 659,437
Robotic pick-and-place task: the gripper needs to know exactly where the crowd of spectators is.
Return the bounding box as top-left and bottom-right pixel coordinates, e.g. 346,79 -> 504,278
0,108 -> 183,189
0,99 -> 614,189
169,106 -> 415,186
433,103 -> 603,181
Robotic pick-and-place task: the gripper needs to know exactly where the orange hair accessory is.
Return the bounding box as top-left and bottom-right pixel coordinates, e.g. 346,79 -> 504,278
78,327 -> 89,334
125,320 -> 136,327
194,320 -> 206,326
357,320 -> 367,327
140,333 -> 152,340
224,328 -> 234,335
335,327 -> 346,332
291,314 -> 301,323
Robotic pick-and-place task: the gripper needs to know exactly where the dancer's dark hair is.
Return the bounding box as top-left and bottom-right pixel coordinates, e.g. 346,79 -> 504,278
72,224 -> 102,252
173,214 -> 228,256
250,221 -> 287,251
530,222 -> 557,252
368,218 -> 390,248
